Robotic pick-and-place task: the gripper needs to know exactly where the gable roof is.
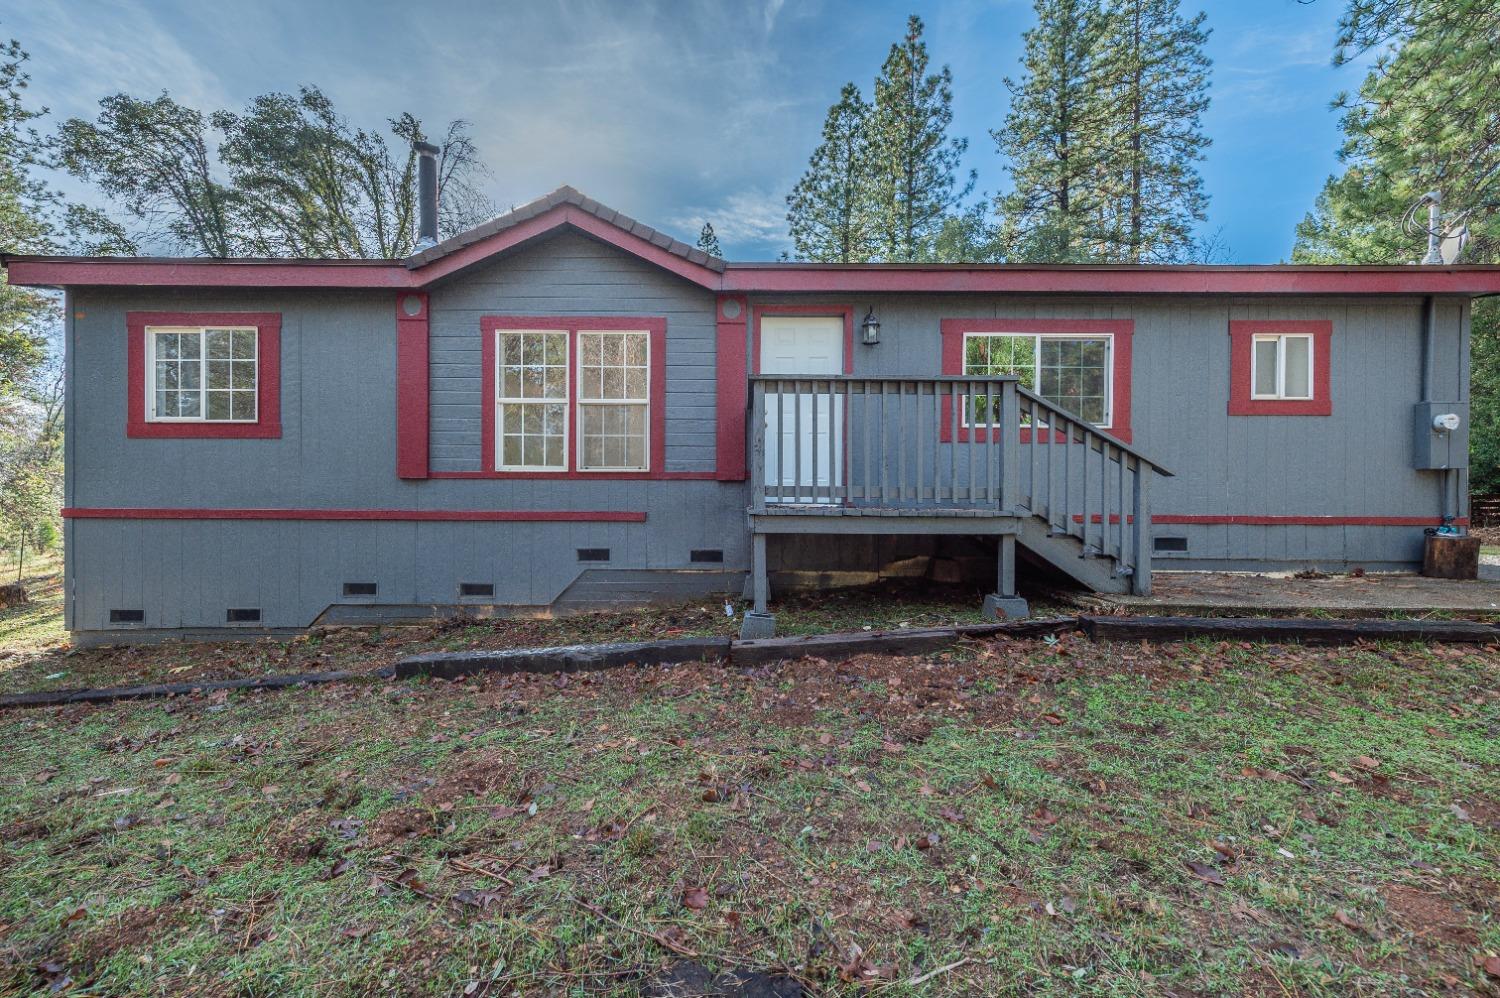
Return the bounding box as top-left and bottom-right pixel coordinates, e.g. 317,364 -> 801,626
8,185 -> 1500,297
405,185 -> 725,276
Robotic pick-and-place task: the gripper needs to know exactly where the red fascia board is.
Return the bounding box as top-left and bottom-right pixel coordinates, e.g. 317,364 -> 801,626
5,257 -> 410,289
11,253 -> 1500,295
721,266 -> 1500,296
407,207 -> 722,289
63,507 -> 646,523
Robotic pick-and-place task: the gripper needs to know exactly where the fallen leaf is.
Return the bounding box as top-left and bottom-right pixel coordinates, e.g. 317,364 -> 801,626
1482,955 -> 1500,979
1184,861 -> 1224,886
1328,771 -> 1354,785
1353,756 -> 1380,770
681,887 -> 709,911
1332,909 -> 1368,934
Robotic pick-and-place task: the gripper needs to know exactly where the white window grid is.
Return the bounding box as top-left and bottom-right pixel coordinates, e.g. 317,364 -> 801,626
145,326 -> 258,423
576,329 -> 650,472
495,329 -> 570,471
960,331 -> 1114,429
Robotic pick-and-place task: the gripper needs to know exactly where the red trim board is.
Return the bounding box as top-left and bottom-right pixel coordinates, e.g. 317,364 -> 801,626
715,296 -> 749,481
412,206 -> 721,289
750,304 -> 856,375
939,318 -> 1133,444
393,289 -> 429,477
395,293 -> 430,478
1228,320 -> 1333,416
63,507 -> 646,523
13,255 -> 1500,296
479,316 -> 668,478
1153,514 -> 1466,527
60,508 -> 1460,528
126,312 -> 282,439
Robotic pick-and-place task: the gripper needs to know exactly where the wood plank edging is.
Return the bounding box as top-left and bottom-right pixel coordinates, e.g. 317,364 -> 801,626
5,615 -> 1494,710
1079,615 -> 1500,644
0,667 -> 394,709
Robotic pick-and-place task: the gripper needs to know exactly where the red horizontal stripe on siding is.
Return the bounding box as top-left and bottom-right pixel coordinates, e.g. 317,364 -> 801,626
62,507 -> 646,523
1152,515 -> 1468,527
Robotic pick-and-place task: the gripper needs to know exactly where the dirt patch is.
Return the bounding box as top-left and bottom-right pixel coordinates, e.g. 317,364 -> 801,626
1381,884 -> 1479,946
369,806 -> 434,846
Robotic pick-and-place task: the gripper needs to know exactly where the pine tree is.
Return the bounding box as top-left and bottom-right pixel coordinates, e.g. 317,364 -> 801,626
868,15 -> 975,262
1293,0 -> 1500,265
1291,0 -> 1500,497
785,82 -> 876,263
695,222 -> 722,257
994,0 -> 1110,262
1092,0 -> 1211,263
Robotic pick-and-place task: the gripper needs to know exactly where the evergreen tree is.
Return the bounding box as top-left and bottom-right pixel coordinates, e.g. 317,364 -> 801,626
695,222 -> 722,257
994,0 -> 1111,262
785,82 -> 876,262
1293,0 -> 1500,265
1291,1 -> 1500,497
1092,0 -> 1212,263
868,15 -> 975,262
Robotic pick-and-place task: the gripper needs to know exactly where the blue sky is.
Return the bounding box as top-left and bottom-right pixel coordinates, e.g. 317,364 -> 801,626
10,0 -> 1370,262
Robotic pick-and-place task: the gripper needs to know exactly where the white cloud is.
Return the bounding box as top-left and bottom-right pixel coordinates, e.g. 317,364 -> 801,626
666,187 -> 791,256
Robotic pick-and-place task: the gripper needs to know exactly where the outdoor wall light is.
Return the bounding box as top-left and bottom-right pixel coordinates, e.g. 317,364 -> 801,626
861,308 -> 881,345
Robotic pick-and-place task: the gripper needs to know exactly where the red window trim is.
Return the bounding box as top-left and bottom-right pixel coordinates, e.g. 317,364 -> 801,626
126,311 -> 281,439
750,304 -> 855,375
939,318 -> 1133,444
479,316 -> 667,478
1228,320 -> 1332,416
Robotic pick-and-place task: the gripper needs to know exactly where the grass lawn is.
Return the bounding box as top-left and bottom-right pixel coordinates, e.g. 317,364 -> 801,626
1,629 -> 1496,995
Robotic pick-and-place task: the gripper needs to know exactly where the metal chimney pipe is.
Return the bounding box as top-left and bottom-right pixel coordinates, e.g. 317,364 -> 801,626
415,141 -> 440,249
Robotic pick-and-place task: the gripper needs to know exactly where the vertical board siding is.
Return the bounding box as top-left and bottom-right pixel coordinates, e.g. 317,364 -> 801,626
755,291 -> 1461,570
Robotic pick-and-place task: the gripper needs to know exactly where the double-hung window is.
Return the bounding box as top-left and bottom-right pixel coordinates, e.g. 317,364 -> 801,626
488,319 -> 658,474
497,330 -> 569,470
1228,320 -> 1331,416
577,330 -> 650,471
147,326 -> 259,422
963,331 -> 1112,426
1250,333 -> 1313,401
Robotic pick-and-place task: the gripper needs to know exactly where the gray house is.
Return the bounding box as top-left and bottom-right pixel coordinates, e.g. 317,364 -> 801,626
6,165 -> 1497,644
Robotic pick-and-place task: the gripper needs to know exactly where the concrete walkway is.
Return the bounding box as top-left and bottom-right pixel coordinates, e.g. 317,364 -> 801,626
1098,569 -> 1500,616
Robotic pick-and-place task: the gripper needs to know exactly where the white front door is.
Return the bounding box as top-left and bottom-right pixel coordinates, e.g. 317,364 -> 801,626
759,316 -> 844,503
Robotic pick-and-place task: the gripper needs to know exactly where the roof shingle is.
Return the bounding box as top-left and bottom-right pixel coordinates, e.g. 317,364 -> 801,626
403,185 -> 725,273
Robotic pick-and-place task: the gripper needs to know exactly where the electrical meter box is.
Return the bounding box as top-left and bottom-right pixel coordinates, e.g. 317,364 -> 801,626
1412,401 -> 1469,470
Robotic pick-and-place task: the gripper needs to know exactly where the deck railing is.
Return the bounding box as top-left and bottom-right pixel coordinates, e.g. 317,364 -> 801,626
748,375 -> 1171,592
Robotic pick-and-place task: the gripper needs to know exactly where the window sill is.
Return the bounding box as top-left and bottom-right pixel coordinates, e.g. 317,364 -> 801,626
127,421 -> 283,439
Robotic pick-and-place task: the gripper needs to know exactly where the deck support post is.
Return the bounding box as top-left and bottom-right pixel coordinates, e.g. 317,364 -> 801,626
983,534 -> 1029,620
741,532 -> 776,638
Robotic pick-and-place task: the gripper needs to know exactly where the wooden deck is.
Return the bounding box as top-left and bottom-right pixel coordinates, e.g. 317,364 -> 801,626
750,503 -> 1022,535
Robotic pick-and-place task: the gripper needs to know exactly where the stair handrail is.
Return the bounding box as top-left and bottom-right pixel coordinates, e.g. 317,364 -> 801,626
1016,386 -> 1173,478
